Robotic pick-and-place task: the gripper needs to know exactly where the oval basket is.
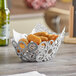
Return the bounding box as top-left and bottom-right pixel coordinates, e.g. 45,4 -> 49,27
12,29 -> 65,62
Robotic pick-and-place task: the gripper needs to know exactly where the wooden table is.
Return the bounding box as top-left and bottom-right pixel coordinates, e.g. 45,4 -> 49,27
0,42 -> 76,76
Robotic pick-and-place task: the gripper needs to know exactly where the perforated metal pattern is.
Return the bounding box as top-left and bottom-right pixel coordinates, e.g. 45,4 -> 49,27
12,25 -> 65,62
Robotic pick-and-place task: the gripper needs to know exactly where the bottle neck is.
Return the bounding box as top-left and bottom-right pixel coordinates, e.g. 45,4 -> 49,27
0,0 -> 7,9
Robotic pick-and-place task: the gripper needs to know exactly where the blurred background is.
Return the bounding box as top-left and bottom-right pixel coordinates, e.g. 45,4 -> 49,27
8,0 -> 72,37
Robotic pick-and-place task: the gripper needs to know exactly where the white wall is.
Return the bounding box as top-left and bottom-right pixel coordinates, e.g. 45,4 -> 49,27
10,16 -> 48,37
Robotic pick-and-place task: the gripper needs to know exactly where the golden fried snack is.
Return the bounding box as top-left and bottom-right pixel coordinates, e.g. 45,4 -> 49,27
34,32 -> 48,37
41,43 -> 46,46
47,34 -> 53,40
39,36 -> 48,42
55,35 -> 58,39
47,34 -> 59,41
27,34 -> 41,45
48,34 -> 58,44
50,41 -> 53,44
19,38 -> 28,49
52,35 -> 58,41
17,49 -> 20,53
48,34 -> 58,41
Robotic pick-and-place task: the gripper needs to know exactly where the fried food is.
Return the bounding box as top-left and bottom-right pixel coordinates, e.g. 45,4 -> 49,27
48,34 -> 58,41
47,34 -> 53,40
17,49 -> 20,53
51,35 -> 58,41
41,43 -> 46,46
27,34 -> 41,45
34,32 -> 48,37
39,36 -> 48,41
18,32 -> 58,47
19,38 -> 28,49
48,34 -> 58,44
55,35 -> 58,39
50,41 -> 53,44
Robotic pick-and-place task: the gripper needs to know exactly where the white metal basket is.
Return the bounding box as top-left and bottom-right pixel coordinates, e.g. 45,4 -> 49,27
12,24 -> 65,62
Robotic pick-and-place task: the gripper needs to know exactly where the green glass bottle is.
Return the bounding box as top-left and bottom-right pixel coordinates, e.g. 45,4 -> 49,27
0,0 -> 10,46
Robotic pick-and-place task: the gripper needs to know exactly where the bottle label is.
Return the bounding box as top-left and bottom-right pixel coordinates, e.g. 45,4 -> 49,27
0,23 -> 9,40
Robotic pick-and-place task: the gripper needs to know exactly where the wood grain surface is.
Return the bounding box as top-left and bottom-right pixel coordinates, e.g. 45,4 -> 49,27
69,6 -> 74,37
0,42 -> 76,76
64,36 -> 76,44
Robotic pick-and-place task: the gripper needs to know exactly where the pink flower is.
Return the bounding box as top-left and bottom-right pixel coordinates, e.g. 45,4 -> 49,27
25,0 -> 56,9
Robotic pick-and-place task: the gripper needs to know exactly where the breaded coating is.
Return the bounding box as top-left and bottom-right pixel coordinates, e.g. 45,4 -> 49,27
34,32 -> 48,37
39,36 -> 48,41
27,34 -> 41,45
19,38 -> 28,48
